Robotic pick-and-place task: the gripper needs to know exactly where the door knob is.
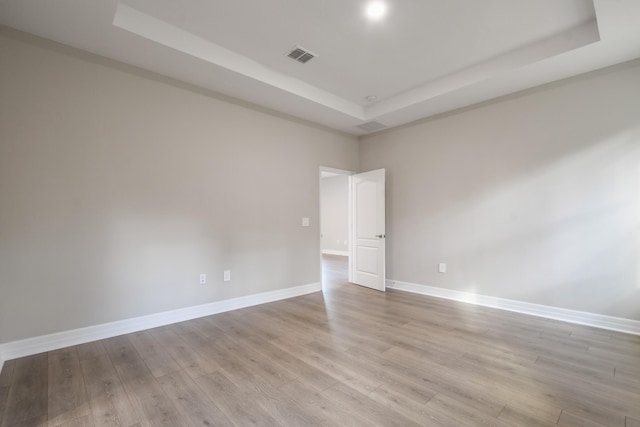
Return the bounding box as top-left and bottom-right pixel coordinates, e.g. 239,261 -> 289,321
375,234 -> 386,238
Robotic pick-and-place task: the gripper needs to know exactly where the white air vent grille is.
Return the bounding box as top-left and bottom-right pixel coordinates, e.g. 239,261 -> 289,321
287,46 -> 316,64
357,121 -> 387,132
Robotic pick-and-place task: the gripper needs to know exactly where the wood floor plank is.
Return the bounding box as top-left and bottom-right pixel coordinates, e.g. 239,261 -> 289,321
571,325 -> 612,342
270,336 -> 382,394
278,379 -> 371,427
611,331 -> 640,346
534,354 -> 640,401
47,347 -> 91,426
50,414 -> 95,427
203,311 -> 256,340
177,331 -> 253,384
615,365 -> 640,384
194,371 -> 279,426
1,354 -> 48,427
215,334 -> 296,388
368,384 -> 437,425
557,409 -> 610,427
496,401 -> 561,426
322,382 -> 423,427
535,353 -> 614,379
627,416 -> 640,427
234,374 -> 324,426
0,360 -> 16,426
556,405 -> 625,427
223,309 -> 285,340
0,359 -> 15,386
373,323 -> 465,364
305,340 -> 397,387
240,334 -> 338,392
156,369 -> 233,427
169,317 -> 223,339
526,360 -> 637,422
76,341 -> 140,427
377,345 -> 506,417
587,343 -> 640,367
450,343 -> 630,425
423,393 -> 509,427
148,327 -> 219,380
102,335 -> 184,427
128,330 -> 181,379
258,304 -> 355,352
453,353 -> 564,418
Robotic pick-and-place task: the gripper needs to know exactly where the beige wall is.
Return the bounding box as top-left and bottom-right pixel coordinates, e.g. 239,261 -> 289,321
320,175 -> 349,253
361,60 -> 640,320
0,27 -> 359,343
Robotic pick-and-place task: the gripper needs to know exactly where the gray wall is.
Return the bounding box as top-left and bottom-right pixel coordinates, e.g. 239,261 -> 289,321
0,27 -> 359,343
361,59 -> 640,320
321,175 -> 349,254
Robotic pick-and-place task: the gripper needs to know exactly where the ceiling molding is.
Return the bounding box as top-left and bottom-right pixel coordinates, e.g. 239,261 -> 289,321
1,0 -> 639,135
113,2 -> 365,120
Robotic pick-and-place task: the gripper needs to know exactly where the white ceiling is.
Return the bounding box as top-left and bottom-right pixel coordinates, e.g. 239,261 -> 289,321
1,0 -> 639,135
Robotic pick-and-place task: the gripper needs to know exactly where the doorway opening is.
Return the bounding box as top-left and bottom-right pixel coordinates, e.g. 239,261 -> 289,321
319,166 -> 387,293
319,167 -> 353,291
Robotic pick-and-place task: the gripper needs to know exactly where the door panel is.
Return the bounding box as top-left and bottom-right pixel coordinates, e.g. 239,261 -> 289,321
350,169 -> 385,291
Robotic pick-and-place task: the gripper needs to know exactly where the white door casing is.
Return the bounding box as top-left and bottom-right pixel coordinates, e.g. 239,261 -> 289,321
350,169 -> 385,291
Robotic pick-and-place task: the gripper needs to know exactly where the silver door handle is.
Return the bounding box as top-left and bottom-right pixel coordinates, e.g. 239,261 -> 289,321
375,234 -> 386,238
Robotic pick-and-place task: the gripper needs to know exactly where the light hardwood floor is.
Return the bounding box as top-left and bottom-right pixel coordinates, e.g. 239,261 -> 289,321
1,255 -> 640,426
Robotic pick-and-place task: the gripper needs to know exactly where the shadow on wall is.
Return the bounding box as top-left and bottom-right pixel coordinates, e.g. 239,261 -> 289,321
433,129 -> 639,296
381,111 -> 640,319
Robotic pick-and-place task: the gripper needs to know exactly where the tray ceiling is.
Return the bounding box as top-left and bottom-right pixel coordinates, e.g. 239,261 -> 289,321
1,0 -> 639,135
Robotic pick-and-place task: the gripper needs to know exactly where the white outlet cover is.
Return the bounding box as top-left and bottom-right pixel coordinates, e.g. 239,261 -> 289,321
302,217 -> 310,227
223,270 -> 231,282
199,273 -> 207,284
438,263 -> 446,273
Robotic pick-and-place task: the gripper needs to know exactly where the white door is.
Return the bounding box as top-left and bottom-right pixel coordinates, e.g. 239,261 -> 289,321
350,169 -> 385,291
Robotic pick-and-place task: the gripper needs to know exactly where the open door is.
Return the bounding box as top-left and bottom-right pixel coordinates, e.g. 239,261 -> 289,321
349,169 -> 385,291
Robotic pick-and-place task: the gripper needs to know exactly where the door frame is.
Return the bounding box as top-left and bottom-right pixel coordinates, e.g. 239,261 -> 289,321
319,166 -> 355,290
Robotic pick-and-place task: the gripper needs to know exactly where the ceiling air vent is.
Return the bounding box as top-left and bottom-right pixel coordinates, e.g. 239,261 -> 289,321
356,121 -> 387,132
287,46 -> 316,64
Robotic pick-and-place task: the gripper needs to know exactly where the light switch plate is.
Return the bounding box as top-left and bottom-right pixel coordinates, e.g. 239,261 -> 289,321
438,263 -> 446,273
223,270 -> 231,282
302,217 -> 310,227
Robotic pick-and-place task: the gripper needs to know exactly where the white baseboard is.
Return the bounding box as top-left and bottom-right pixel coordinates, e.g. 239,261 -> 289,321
0,282 -> 321,366
322,249 -> 349,256
387,279 -> 640,336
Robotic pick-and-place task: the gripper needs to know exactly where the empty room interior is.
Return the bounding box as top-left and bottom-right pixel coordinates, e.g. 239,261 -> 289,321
1,0 -> 640,426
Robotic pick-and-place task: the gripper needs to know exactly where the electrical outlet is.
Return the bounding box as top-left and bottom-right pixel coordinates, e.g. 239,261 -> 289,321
199,273 -> 207,284
438,263 -> 446,273
224,270 -> 231,282
302,217 -> 310,227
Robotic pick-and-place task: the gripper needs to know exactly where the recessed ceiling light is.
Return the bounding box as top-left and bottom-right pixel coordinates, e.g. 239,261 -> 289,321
366,1 -> 387,21
365,95 -> 378,102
